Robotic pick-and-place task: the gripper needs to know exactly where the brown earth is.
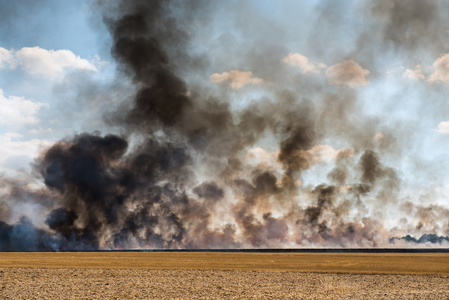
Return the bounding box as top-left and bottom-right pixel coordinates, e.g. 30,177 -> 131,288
1,253 -> 448,299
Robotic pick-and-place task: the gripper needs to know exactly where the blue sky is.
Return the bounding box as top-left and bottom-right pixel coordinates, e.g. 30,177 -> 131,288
0,0 -> 113,172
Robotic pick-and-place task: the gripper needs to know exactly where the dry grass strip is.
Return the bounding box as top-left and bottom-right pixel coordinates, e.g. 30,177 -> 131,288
0,252 -> 448,275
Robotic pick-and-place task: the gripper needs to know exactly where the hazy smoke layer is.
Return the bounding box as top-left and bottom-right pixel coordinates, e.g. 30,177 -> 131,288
1,0 -> 449,250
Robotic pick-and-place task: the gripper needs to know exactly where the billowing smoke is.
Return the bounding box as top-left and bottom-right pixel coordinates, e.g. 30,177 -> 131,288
1,0 -> 449,250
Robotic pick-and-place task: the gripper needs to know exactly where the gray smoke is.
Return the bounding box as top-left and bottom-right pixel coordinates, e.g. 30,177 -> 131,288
1,0 -> 448,250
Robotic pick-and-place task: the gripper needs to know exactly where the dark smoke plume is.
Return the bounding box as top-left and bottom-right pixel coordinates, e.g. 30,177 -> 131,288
1,0 -> 448,250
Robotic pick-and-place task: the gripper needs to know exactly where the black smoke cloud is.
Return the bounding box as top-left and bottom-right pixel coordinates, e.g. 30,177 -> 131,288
1,0 -> 448,250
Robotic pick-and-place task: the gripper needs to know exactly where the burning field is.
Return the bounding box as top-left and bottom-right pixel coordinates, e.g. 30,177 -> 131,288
1,252 -> 449,299
1,0 -> 449,251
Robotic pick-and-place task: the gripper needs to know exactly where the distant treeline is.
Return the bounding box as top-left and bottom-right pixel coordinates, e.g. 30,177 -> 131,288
390,234 -> 449,245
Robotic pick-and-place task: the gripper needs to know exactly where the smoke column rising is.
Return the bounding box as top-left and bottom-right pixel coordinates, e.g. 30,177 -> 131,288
1,0 -> 449,250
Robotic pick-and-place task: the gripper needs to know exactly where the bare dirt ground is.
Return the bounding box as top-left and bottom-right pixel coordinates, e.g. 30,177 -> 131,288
1,268 -> 449,299
1,253 -> 448,299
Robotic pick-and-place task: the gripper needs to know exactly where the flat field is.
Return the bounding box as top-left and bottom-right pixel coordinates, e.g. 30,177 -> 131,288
1,252 -> 448,299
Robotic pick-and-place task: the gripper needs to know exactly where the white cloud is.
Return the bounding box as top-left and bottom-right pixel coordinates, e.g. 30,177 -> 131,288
436,121 -> 449,133
0,89 -> 46,128
210,70 -> 263,89
0,90 -> 50,173
0,133 -> 51,171
428,53 -> 449,84
15,46 -> 97,78
308,145 -> 338,163
402,65 -> 425,80
374,133 -> 384,140
0,46 -> 98,78
91,54 -> 109,68
325,60 -> 370,87
0,47 -> 13,68
308,145 -> 354,164
29,127 -> 53,134
247,147 -> 280,166
281,53 -> 326,74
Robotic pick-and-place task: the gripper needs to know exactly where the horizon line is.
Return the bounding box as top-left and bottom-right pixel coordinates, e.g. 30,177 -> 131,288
7,248 -> 449,253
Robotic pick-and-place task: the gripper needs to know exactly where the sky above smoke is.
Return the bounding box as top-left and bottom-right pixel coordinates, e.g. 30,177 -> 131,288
1,0 -> 449,250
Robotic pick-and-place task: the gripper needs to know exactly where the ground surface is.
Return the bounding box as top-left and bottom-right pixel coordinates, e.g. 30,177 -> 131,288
1,253 -> 448,299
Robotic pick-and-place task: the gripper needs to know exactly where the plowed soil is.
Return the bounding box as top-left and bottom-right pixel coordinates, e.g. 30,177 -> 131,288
1,252 -> 448,299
